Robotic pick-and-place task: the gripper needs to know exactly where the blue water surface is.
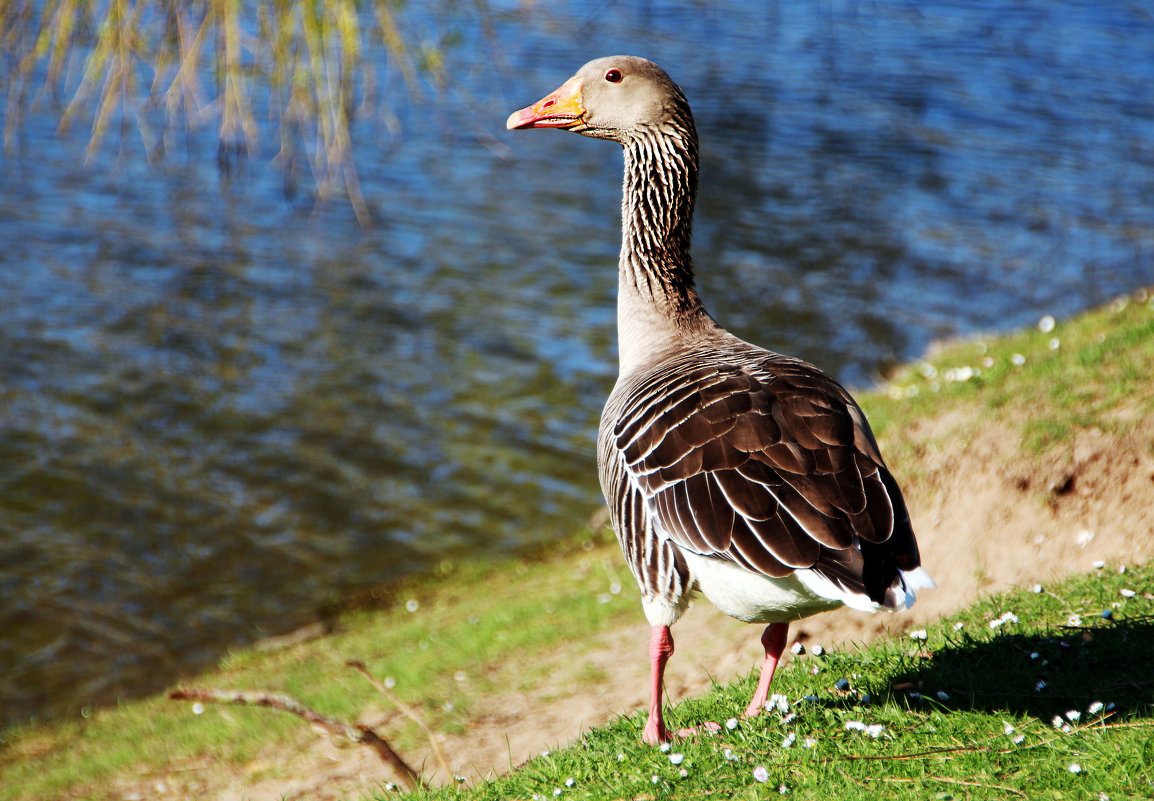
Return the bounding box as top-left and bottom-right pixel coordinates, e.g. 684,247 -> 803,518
0,0 -> 1151,724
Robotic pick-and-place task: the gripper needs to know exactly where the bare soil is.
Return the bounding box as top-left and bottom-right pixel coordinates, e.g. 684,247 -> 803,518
175,414 -> 1154,800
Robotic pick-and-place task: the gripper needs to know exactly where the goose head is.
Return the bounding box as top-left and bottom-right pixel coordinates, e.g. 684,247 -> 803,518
506,56 -> 688,144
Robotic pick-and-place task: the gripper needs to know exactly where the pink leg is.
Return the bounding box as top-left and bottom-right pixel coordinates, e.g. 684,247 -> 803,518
743,622 -> 789,718
641,625 -> 674,745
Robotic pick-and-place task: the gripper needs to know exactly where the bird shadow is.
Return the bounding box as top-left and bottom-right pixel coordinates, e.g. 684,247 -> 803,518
882,615 -> 1154,720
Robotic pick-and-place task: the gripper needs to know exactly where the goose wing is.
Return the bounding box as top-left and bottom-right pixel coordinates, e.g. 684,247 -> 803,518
607,352 -> 920,605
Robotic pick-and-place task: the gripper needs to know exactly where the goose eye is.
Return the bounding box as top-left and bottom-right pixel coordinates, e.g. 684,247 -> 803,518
604,69 -> 623,83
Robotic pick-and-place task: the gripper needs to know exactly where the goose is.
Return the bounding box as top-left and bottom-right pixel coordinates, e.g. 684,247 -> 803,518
506,56 -> 934,745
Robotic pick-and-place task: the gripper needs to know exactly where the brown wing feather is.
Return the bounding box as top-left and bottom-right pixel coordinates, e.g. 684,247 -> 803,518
607,350 -> 915,603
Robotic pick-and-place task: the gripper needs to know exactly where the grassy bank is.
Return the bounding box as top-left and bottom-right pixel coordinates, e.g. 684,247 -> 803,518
864,289 -> 1154,454
0,534 -> 631,799
402,562 -> 1154,800
2,288 -> 1152,800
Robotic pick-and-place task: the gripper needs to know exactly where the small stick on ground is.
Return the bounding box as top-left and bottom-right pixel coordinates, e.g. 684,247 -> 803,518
168,687 -> 424,790
868,774 -> 1027,798
346,660 -> 455,780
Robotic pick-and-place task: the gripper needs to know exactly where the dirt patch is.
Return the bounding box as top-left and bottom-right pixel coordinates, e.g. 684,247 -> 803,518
193,415 -> 1154,800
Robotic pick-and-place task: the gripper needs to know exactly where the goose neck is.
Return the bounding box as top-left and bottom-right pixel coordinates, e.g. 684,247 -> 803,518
616,121 -> 710,367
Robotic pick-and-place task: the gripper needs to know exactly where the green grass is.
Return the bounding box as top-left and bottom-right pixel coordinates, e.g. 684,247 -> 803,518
398,563 -> 1154,800
862,289 -> 1154,454
2,290 -> 1152,800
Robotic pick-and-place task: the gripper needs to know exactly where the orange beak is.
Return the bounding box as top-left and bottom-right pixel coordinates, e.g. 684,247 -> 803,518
506,76 -> 585,130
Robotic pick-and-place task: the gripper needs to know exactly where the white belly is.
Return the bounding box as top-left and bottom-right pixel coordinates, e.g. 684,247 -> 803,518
682,551 -> 844,624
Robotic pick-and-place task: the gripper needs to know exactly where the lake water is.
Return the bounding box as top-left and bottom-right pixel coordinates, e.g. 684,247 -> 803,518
2,0 -> 1152,726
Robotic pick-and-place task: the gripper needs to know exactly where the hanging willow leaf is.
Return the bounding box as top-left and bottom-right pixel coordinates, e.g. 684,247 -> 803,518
0,0 -> 473,224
